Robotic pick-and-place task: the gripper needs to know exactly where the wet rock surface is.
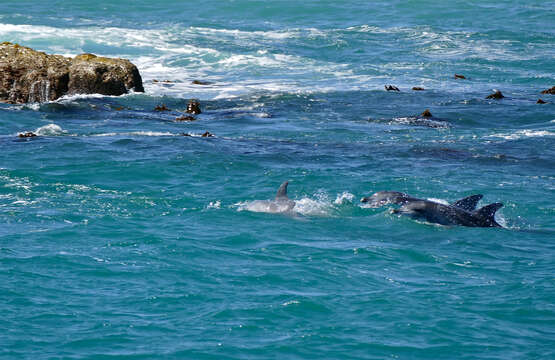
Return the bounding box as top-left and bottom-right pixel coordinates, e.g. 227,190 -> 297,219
186,99 -> 202,114
486,90 -> 504,99
0,42 -> 143,104
154,104 -> 170,111
68,53 -> 144,97
192,80 -> 213,85
175,115 -> 196,121
18,132 -> 37,138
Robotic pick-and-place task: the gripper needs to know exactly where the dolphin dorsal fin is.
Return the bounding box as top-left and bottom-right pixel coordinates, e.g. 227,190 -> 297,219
452,194 -> 483,211
275,181 -> 289,200
475,202 -> 503,226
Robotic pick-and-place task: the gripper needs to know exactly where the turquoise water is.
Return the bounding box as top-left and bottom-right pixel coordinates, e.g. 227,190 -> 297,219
1,1 -> 554,358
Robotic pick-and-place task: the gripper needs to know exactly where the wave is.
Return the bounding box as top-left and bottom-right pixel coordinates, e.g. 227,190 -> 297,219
91,131 -> 177,137
487,130 -> 555,140
34,124 -> 66,136
1,22 -> 551,101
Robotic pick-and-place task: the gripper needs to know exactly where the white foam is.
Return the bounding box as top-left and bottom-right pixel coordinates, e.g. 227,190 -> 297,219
55,93 -> 115,102
236,200 -> 295,214
35,124 -> 66,136
235,191 -> 336,217
487,130 -> 555,140
282,300 -> 300,306
334,192 -> 355,205
0,23 -> 362,98
206,200 -> 221,209
2,22 -> 543,100
292,197 -> 333,216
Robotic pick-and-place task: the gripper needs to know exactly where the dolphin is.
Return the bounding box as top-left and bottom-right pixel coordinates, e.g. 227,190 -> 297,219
361,191 -> 503,227
243,181 -> 296,214
361,191 -> 421,207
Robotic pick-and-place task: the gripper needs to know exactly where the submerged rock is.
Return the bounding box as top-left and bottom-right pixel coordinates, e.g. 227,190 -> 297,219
180,131 -> 214,137
486,90 -> 504,99
385,85 -> 400,92
0,42 -> 143,104
421,109 -> 433,117
154,104 -> 170,111
175,115 -> 196,121
537,99 -> 546,104
412,87 -> 425,91
454,74 -> 466,79
18,131 -> 37,138
192,80 -> 213,85
541,86 -> 555,95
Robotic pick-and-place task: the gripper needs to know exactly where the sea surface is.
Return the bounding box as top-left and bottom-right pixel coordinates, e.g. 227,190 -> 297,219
1,1 -> 554,359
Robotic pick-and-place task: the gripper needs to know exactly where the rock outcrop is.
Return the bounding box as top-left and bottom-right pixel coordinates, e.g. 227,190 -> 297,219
68,53 -> 144,97
486,90 -> 504,99
0,42 -> 143,104
186,99 -> 202,114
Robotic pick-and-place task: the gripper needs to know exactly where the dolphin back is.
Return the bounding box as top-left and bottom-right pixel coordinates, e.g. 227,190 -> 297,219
475,202 -> 504,227
275,181 -> 289,200
452,194 -> 483,211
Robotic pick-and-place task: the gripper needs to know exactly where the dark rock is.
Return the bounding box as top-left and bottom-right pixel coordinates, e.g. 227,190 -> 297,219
68,53 -> 144,96
154,104 -> 170,111
187,99 -> 202,114
1,42 -> 70,103
192,80 -> 213,85
201,131 -> 214,137
18,132 -> 37,138
421,109 -> 432,117
541,86 -> 555,95
486,90 -> 504,99
412,87 -> 425,91
0,42 -> 143,104
454,74 -> 466,79
175,115 -> 196,121
537,99 -> 546,104
385,85 -> 400,92
152,79 -> 173,83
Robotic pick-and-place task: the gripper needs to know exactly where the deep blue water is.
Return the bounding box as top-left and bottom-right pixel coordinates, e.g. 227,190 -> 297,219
1,1 -> 554,359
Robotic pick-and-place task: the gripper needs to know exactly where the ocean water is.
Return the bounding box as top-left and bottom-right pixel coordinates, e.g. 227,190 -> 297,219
1,1 -> 554,358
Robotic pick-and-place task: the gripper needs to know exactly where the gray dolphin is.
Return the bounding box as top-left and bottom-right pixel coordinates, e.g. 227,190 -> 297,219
244,181 -> 296,213
362,191 -> 503,227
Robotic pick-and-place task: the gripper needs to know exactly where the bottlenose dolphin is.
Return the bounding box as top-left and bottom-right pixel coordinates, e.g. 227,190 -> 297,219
361,191 -> 503,227
243,181 -> 296,213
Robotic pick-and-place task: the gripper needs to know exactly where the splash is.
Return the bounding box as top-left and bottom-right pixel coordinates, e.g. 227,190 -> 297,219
487,130 -> 555,140
35,124 -> 66,136
334,191 -> 355,205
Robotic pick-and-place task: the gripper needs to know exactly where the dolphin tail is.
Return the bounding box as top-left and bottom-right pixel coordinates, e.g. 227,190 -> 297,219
475,202 -> 503,227
275,181 -> 289,200
452,194 -> 483,211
